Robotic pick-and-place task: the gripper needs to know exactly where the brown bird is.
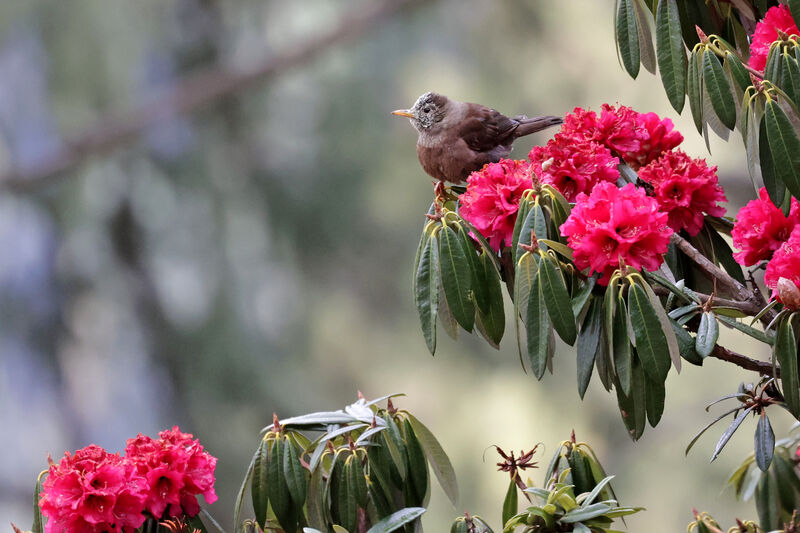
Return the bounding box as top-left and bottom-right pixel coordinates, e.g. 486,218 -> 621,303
392,92 -> 562,183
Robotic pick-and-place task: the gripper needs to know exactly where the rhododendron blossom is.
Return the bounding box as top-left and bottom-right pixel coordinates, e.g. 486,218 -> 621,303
459,159 -> 532,251
560,182 -> 673,285
126,426 -> 218,519
750,5 -> 800,71
596,103 -> 647,156
765,226 -> 800,307
628,112 -> 683,168
637,150 -> 726,236
38,428 -> 216,533
39,445 -> 148,533
732,187 -> 800,266
529,138 -> 619,202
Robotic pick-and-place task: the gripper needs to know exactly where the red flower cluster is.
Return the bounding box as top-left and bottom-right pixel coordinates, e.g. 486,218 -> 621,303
638,150 -> 726,236
560,182 -> 673,285
529,140 -> 619,202
38,428 -> 216,533
732,188 -> 800,266
459,159 -> 532,251
39,446 -> 147,533
528,105 -> 683,203
125,427 -> 218,519
750,5 -> 800,71
765,226 -> 800,307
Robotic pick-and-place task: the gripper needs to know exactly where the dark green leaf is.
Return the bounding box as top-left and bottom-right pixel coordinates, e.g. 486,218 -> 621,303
706,224 -> 746,284
655,0 -> 686,112
633,0 -> 657,74
251,438 -> 270,528
764,43 -> 783,86
476,251 -> 505,346
571,277 -> 596,320
615,356 -> 647,441
284,436 -> 308,508
568,450 -> 594,495
641,279 -> 681,372
268,437 -> 295,533
790,0 -> 800,31
457,224 -> 488,314
405,413 -> 459,506
502,479 -> 518,526
645,370 -> 666,427
366,508 -> 426,533
415,235 -> 438,355
306,466 -> 327,530
695,312 -> 719,358
526,272 -> 550,379
577,297 -> 603,399
384,416 -> 408,482
511,198 -> 532,265
725,51 -> 750,94
672,319 -> 703,365
756,472 -> 779,532
765,99 -> 800,202
776,316 -> 800,417
688,48 -> 704,133
773,451 -> 800,495
628,283 -> 671,382
540,256 -> 577,345
702,48 -> 737,130
613,294 -> 633,395
438,225 -> 474,332
711,406 -> 754,462
754,413 -> 775,472
617,0 -> 641,78
759,109 -> 784,208
402,419 -> 429,505
781,53 -> 800,108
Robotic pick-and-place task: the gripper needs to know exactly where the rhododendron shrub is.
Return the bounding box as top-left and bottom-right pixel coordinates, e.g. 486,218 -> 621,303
560,182 -> 672,285
36,428 -> 216,533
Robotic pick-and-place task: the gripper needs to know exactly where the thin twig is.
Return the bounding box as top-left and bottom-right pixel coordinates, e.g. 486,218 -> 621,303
710,344 -> 779,378
0,0 -> 431,192
671,234 -> 777,324
650,285 -> 763,316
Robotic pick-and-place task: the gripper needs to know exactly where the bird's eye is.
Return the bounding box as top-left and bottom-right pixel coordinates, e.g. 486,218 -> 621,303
423,107 -> 430,113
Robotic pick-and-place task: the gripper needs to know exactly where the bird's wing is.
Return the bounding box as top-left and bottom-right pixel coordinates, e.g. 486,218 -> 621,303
456,105 -> 519,153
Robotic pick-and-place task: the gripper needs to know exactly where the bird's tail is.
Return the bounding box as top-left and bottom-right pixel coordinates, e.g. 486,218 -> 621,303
513,115 -> 563,137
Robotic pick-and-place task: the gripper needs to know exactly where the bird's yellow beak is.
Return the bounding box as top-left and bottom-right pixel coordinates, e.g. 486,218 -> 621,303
392,109 -> 414,118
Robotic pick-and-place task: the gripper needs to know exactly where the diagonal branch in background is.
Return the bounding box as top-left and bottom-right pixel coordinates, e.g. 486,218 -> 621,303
0,0 -> 431,193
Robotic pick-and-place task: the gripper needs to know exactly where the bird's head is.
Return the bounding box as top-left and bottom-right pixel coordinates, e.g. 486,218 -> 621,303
392,92 -> 448,132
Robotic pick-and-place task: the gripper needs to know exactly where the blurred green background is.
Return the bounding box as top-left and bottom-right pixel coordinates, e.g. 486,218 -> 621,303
0,0 -> 785,530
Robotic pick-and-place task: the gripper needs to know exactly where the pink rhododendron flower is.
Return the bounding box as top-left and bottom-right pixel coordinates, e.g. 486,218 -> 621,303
529,137 -> 619,202
628,112 -> 683,168
732,187 -> 800,266
750,5 -> 800,71
125,426 -> 218,519
39,445 -> 148,533
459,159 -> 533,251
637,150 -> 726,235
596,104 -> 647,155
560,182 -> 673,285
765,226 -> 800,307
38,427 -> 216,532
